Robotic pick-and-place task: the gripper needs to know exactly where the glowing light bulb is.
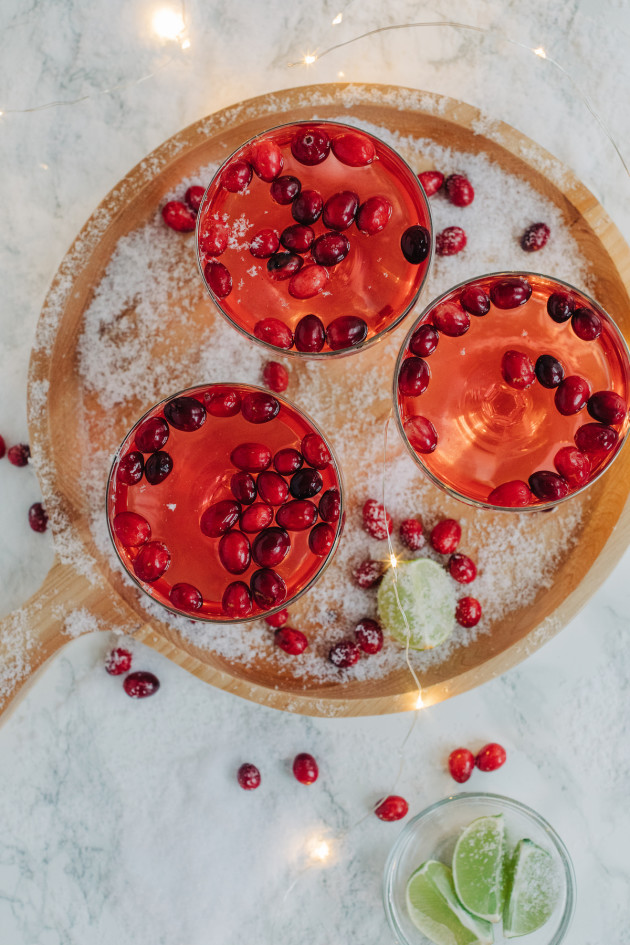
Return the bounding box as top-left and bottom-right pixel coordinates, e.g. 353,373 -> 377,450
533,46 -> 546,58
0,110 -> 4,117
152,8 -> 185,41
332,13 -> 343,24
181,38 -> 191,50
389,552 -> 398,568
415,691 -> 425,709
312,840 -> 330,861
39,163 -> 49,170
338,71 -> 345,78
303,53 -> 317,65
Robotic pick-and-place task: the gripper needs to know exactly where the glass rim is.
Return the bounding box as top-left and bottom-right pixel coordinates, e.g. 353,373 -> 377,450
393,269 -> 630,512
105,380 -> 345,624
195,117 -> 434,360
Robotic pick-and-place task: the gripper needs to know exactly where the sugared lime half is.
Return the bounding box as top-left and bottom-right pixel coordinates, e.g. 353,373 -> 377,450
503,838 -> 559,937
453,814 -> 506,923
377,558 -> 455,650
406,860 -> 494,945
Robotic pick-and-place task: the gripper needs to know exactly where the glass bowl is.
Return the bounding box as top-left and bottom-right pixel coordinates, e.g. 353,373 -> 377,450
383,792 -> 575,945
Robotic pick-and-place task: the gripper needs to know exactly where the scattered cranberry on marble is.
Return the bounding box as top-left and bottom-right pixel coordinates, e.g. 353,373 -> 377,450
237,763 -> 261,790
399,518 -> 424,551
28,502 -> 48,533
374,795 -> 409,821
448,554 -> 477,584
430,519 -> 461,555
444,173 -> 474,207
436,226 -> 467,256
8,443 -> 30,467
293,752 -> 319,785
123,671 -> 161,698
448,748 -> 475,783
0,435 -> 5,459
520,222 -> 550,252
105,648 -> 132,676
475,742 -> 507,772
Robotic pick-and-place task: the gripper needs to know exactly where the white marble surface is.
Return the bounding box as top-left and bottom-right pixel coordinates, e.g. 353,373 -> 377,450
0,1 -> 629,943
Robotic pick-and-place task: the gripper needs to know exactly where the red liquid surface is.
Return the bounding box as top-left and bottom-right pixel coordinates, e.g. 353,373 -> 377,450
197,121 -> 431,354
107,384 -> 343,619
396,274 -> 630,507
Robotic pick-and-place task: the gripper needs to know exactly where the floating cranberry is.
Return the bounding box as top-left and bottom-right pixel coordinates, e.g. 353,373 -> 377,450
460,285 -> 490,317
587,390 -> 627,425
448,748 -> 475,783
105,648 -> 132,676
199,220 -> 229,256
290,468 -> 323,499
135,417 -> 169,453
311,232 -> 350,266
249,138 -> 283,181
355,617 -> 383,654
331,131 -> 375,166
266,252 -> 304,282
409,324 -> 439,358
237,762 -> 261,790
292,189 -> 323,224
254,317 -> 294,349
265,608 -> 288,628
490,277 -> 532,309
362,498 -> 392,540
430,519 -> 461,555
456,597 -> 482,628
432,301 -> 469,337
288,264 -> 329,299
164,396 -> 206,431
572,307 -> 602,341
547,292 -> 575,323
252,527 -> 290,568
250,568 -> 287,609
169,583 -> 203,612
240,503 -> 274,533
319,488 -> 340,523
258,470 -> 289,505
291,126 -> 330,165
295,313 -> 325,352
0,435 -> 5,459
113,511 -> 151,547
230,471 -> 256,506
375,795 -> 409,821
400,518 -> 424,551
242,391 -> 280,424
270,175 -> 301,204
329,639 -> 361,668
326,315 -> 368,350
133,541 -> 170,582
276,499 -> 318,531
309,522 -> 335,556
575,422 -> 618,456
204,388 -> 242,417
475,743 -> 507,772
117,450 -> 144,485
204,260 -> 232,298
274,448 -> 303,475
401,225 -> 431,264
123,671 -> 160,699
201,500 -> 242,539
403,416 -> 438,453
356,195 -> 392,235
501,350 -> 536,390
222,159 -> 252,193
555,375 -> 590,415
280,223 -> 314,254
302,433 -> 332,469
535,354 -> 564,389
161,200 -> 196,232
145,450 -> 173,485
398,357 -> 430,397
28,502 -> 48,533
222,581 -> 253,618
521,222 -> 550,252
487,480 -> 536,507
292,752 -> 318,784
185,185 -> 205,213
219,530 -> 252,574
418,170 -> 444,195
249,228 -> 280,258
230,442 -> 272,471
262,361 -> 289,393
353,559 -> 385,588
448,553 -> 477,584
275,627 -> 308,655
554,447 -> 591,487
445,173 -> 474,206
323,190 -> 359,230
436,226 -> 467,256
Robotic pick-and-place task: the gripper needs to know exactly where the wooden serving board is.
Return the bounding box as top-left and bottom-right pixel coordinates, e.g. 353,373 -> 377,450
2,83 -> 630,722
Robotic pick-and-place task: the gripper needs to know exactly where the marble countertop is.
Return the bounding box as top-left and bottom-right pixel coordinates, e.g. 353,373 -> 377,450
1,1 -> 629,942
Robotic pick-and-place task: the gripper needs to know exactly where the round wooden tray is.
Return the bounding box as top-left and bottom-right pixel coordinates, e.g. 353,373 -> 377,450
2,83 -> 630,722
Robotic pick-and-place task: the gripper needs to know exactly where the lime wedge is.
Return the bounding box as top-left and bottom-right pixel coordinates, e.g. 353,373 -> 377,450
453,815 -> 506,922
406,860 -> 494,945
377,558 -> 455,650
503,839 -> 559,938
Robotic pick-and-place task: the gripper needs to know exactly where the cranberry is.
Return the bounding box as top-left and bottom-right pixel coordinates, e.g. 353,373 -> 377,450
169,583 -> 203,612
572,307 -> 602,341
113,511 -> 151,547
231,471 -> 257,505
254,317 -> 294,350
587,390 -> 627,425
145,450 -> 173,485
456,597 -> 482,628
448,748 -> 475,783
555,376 -> 590,415
292,189 -> 323,224
430,519 -> 461,555
410,324 -> 439,357
362,498 -> 392,540
436,226 -> 467,256
164,396 -> 206,432
291,127 -> 330,165
105,648 -> 132,675
319,488 -> 340,523
117,450 -> 144,485
249,138 -> 283,181
240,503 -> 274,533
400,518 -> 424,551
356,196 -> 392,235
432,301 -> 469,337
448,554 -> 477,584
252,527 -> 290,567
311,232 -> 350,266
185,185 -> 205,213
237,762 -> 261,789
270,175 -> 301,205
375,796 -> 409,821
249,228 -> 280,258
295,313 -> 325,352
475,743 -> 507,772
262,361 -> 289,393
501,350 -> 536,390
275,627 -> 308,655
242,391 -> 280,424
288,264 -> 329,299
292,752 -> 318,784
204,388 -> 242,417
222,159 -> 252,193
521,222 -> 550,252
329,639 -> 361,668
274,448 -> 303,475
323,191 -> 359,231
490,277 -> 532,309
250,568 -> 286,609
398,357 -> 430,397
204,261 -> 232,298
258,470 -> 290,505
133,541 -> 170,582
290,468 -> 322,499
222,581 -> 253,618
353,559 -> 385,588
230,442 -> 272,471
123,671 -> 160,698
309,522 -> 335,556
27,502 -> 48,533
535,354 -> 564,389
528,471 -> 571,502
8,443 -> 30,467
265,608 -> 288,628
280,223 -> 314,254
554,446 -> 591,487
326,315 -> 368,350
302,433 -> 331,469
161,200 -> 196,232
355,617 -> 383,654
445,174 -> 474,206
276,499 -> 318,531
418,170 -> 444,195
219,530 -> 252,574
266,252 -> 303,282
460,285 -> 490,317
487,480 -> 536,507
401,225 -> 431,264
403,416 -> 438,453
547,292 -> 575,323
199,220 -> 229,256
575,422 -> 618,456
0,435 -> 4,459
331,131 -> 375,166
200,500 -> 241,538
135,417 -> 169,453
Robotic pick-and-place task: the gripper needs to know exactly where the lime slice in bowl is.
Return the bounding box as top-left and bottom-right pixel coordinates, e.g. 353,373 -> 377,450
406,860 -> 494,945
453,815 -> 506,922
377,558 -> 455,650
503,838 -> 560,937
